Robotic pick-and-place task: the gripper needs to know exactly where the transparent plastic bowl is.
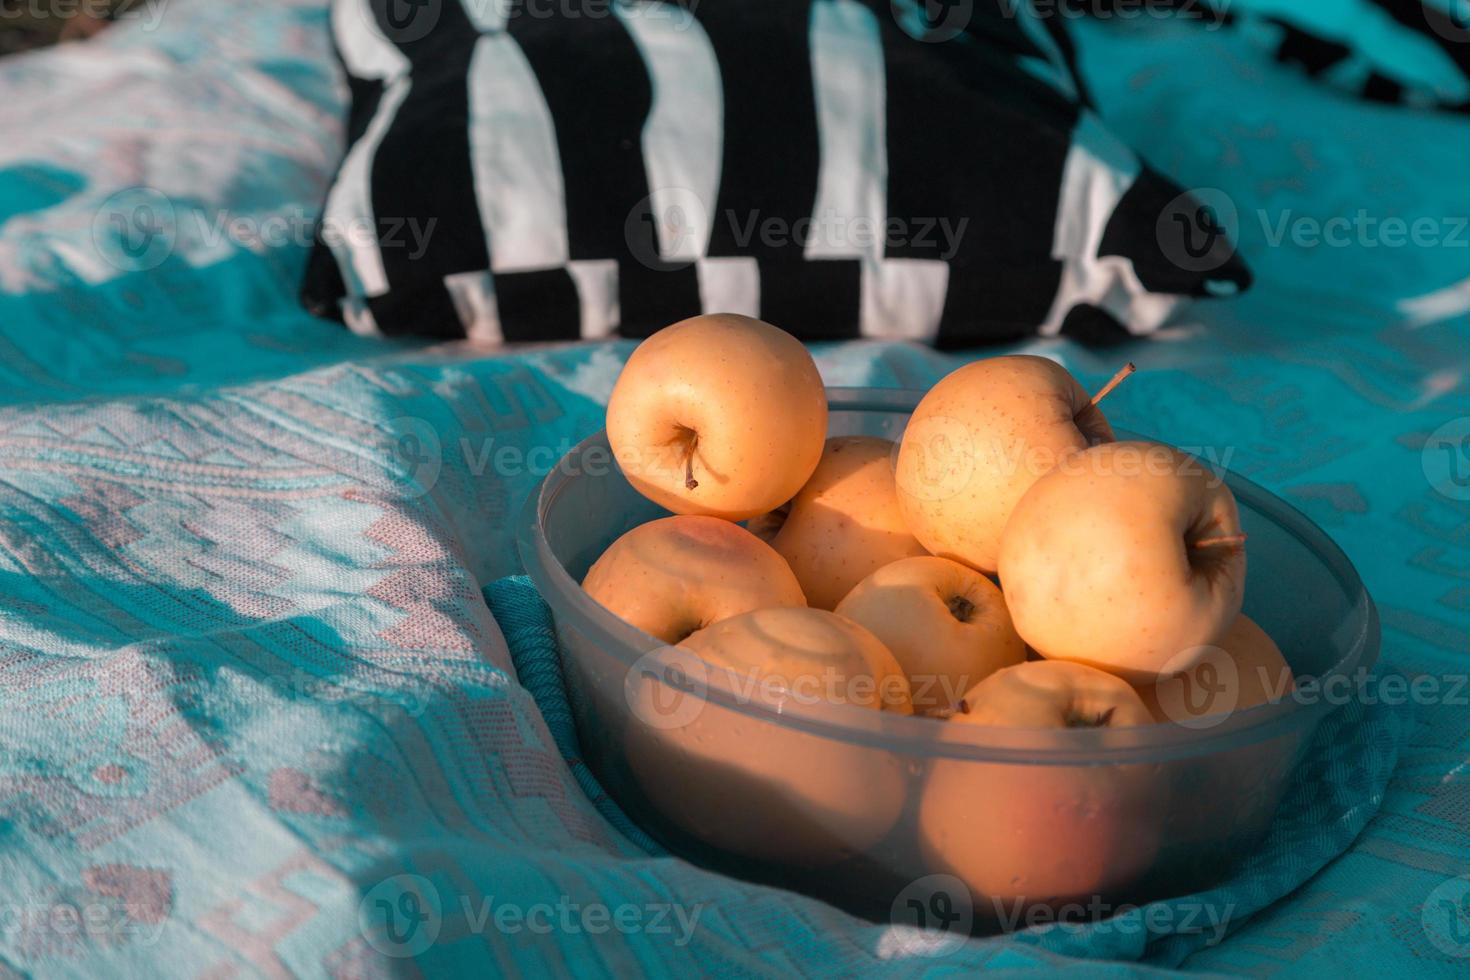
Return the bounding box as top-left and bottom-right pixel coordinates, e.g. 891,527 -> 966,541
517,387 -> 1379,924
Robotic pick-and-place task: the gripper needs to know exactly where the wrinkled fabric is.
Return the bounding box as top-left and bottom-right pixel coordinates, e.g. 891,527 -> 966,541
0,1 -> 1465,976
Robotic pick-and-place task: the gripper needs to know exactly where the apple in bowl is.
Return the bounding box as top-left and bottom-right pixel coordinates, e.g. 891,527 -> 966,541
582,515 -> 806,644
606,314 -> 828,521
622,607 -> 913,867
835,555 -> 1025,715
757,435 -> 928,610
894,355 -> 1118,574
918,661 -> 1163,915
998,441 -> 1247,684
1136,614 -> 1301,882
1137,614 -> 1294,726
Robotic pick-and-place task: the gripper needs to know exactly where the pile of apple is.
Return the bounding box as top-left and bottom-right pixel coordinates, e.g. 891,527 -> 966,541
580,314 -> 1296,905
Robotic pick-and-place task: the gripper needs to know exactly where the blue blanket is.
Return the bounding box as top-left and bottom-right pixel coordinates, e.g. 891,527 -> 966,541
0,1 -> 1467,976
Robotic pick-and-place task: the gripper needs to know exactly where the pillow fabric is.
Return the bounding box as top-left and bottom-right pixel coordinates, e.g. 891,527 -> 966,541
303,0 -> 1251,346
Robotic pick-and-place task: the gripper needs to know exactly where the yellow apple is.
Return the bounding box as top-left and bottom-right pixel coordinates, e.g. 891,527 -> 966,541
1137,614 -> 1294,725
998,441 -> 1247,684
623,607 -> 911,866
681,606 -> 913,715
606,314 -> 828,521
894,355 -> 1115,574
758,436 -> 928,610
1135,615 -> 1299,880
834,556 -> 1024,715
582,515 -> 805,644
918,661 -> 1161,914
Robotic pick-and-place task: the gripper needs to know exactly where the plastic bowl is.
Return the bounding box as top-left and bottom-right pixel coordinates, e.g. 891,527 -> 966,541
517,387 -> 1379,924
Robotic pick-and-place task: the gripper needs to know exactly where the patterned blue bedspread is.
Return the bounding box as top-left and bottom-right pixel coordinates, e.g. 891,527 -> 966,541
0,1 -> 1467,976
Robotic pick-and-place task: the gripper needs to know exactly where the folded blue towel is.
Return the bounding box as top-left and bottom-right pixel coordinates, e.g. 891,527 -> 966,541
484,575 -> 666,856
482,575 -> 1415,970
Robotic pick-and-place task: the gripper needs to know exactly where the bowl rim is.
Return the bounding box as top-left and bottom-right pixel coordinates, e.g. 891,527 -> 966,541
516,386 -> 1380,765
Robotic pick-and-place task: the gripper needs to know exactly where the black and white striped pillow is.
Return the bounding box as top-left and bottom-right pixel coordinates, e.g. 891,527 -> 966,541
303,0 -> 1250,346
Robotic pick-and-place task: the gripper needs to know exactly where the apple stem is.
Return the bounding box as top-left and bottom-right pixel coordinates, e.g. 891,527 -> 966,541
1087,362 -> 1136,410
1192,533 -> 1247,550
674,427 -> 700,491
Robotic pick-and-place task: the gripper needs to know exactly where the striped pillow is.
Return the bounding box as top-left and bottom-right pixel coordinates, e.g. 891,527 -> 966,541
303,0 -> 1250,346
